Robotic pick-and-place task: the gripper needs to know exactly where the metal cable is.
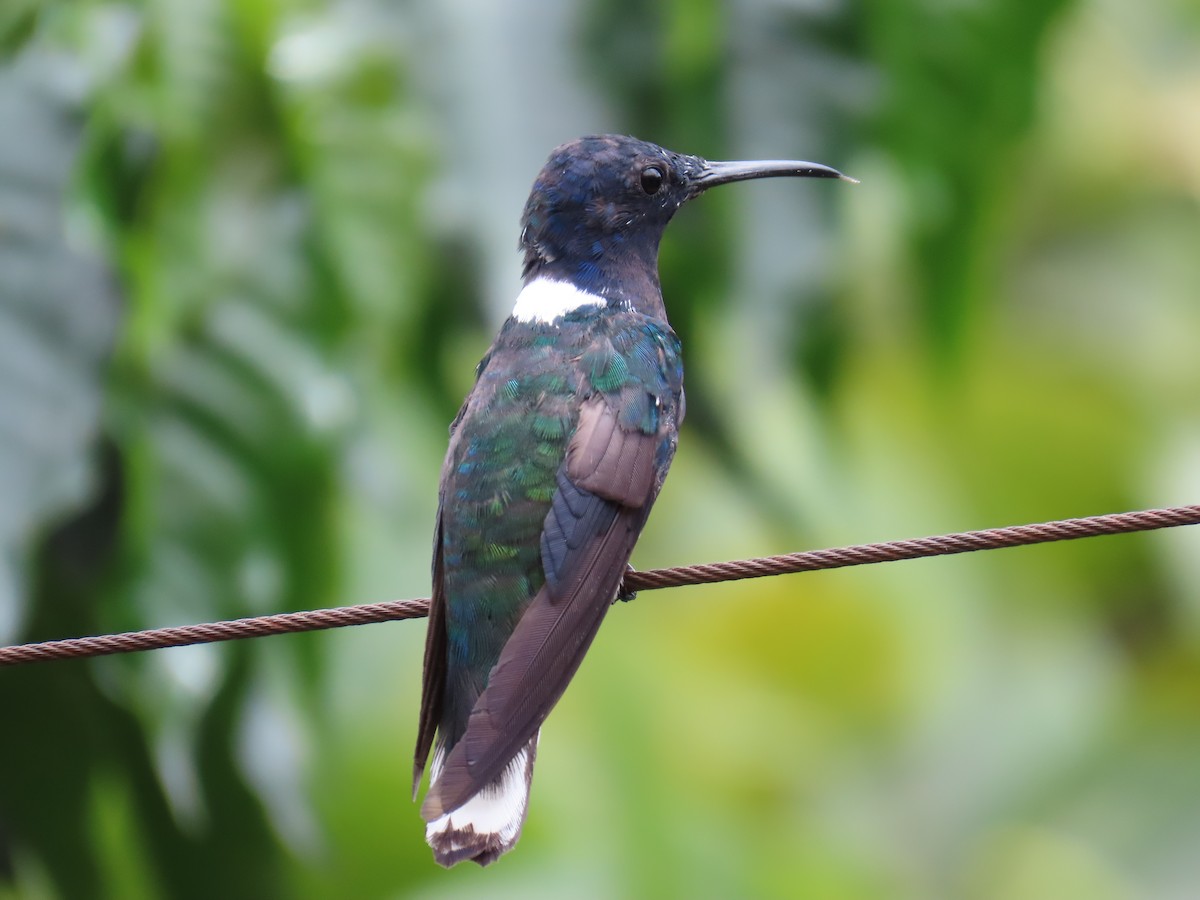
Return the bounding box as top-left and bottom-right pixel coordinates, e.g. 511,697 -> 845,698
2,504 -> 1197,668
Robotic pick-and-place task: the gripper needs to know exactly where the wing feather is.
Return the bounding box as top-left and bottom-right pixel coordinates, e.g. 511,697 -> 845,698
421,397 -> 666,820
567,396 -> 658,507
412,511 -> 448,797
422,504 -> 642,819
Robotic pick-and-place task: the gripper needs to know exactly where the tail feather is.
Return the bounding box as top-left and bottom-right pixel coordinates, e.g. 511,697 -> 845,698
423,734 -> 538,867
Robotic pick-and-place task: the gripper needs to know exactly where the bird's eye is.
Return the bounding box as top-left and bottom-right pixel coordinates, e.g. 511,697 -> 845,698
640,166 -> 664,195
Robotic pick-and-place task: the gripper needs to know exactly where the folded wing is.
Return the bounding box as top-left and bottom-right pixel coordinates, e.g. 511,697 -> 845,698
421,396 -> 666,819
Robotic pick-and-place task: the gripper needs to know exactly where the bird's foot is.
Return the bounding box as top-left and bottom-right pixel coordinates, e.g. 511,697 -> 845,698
616,564 -> 637,603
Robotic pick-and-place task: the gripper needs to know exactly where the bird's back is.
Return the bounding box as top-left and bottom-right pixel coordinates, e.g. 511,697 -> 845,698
433,306 -> 684,748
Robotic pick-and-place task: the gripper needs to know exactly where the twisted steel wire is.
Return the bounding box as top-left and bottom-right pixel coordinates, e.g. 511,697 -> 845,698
2,504 -> 1197,668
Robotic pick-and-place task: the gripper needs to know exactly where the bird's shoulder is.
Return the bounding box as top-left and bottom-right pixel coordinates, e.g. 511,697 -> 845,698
477,307 -> 682,405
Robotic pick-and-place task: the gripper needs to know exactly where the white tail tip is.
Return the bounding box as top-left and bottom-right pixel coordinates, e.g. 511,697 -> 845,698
424,738 -> 537,867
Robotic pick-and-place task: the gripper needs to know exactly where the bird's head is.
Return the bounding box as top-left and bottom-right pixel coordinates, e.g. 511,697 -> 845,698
518,134 -> 853,307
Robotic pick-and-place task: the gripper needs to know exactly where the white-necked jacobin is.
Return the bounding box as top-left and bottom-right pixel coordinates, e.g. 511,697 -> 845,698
414,134 -> 853,867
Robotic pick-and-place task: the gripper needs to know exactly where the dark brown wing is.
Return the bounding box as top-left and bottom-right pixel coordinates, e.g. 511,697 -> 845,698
565,394 -> 658,508
412,509 -> 447,798
414,397 -> 476,796
420,396 -> 668,819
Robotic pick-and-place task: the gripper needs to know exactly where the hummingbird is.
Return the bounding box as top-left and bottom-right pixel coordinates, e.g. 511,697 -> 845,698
414,134 -> 853,867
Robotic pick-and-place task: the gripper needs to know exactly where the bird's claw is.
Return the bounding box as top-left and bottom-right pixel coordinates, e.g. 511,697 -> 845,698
616,564 -> 637,603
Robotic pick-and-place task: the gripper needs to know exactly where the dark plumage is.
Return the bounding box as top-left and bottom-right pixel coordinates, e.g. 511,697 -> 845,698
414,135 -> 851,867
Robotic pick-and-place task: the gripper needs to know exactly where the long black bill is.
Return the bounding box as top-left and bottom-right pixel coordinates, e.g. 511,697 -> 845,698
690,158 -> 857,195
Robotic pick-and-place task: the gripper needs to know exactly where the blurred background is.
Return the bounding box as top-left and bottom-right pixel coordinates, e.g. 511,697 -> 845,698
1,0 -> 1199,897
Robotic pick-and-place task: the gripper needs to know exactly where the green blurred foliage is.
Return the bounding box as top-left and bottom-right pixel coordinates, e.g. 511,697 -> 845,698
1,0 -> 1199,897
